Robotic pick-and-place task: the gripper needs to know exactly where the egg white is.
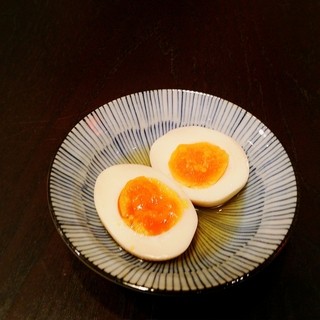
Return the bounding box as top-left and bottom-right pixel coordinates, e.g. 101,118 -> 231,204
149,126 -> 249,207
94,164 -> 198,261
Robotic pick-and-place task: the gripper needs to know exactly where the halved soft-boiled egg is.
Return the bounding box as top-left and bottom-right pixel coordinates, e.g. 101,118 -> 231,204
94,164 -> 198,261
149,126 -> 249,207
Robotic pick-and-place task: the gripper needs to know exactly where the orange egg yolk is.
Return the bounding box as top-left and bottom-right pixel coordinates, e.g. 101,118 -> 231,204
118,176 -> 185,236
168,142 -> 229,188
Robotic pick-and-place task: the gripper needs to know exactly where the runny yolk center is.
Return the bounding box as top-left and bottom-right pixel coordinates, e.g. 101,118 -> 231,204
118,176 -> 184,236
168,142 -> 229,188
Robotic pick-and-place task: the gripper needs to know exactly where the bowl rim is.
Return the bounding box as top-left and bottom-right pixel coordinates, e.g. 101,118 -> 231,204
47,88 -> 298,295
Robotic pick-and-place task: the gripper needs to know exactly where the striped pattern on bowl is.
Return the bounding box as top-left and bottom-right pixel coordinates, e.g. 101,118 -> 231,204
49,89 -> 297,293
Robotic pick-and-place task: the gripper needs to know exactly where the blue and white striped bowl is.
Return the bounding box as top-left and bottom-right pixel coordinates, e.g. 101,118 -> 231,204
48,89 -> 297,293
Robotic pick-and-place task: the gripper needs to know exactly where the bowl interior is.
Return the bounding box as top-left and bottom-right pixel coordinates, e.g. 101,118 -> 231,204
49,89 -> 297,293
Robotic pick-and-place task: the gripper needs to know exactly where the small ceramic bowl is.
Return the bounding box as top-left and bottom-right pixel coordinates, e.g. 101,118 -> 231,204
48,89 -> 297,294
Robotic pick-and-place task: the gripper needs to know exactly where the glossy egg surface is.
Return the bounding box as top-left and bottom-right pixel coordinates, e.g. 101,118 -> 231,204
94,164 -> 198,261
150,126 -> 249,207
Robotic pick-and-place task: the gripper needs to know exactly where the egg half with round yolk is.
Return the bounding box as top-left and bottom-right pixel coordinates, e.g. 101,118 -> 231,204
94,164 -> 198,261
149,126 -> 249,207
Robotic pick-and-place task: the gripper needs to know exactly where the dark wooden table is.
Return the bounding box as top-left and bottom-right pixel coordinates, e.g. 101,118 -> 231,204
1,1 -> 319,319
